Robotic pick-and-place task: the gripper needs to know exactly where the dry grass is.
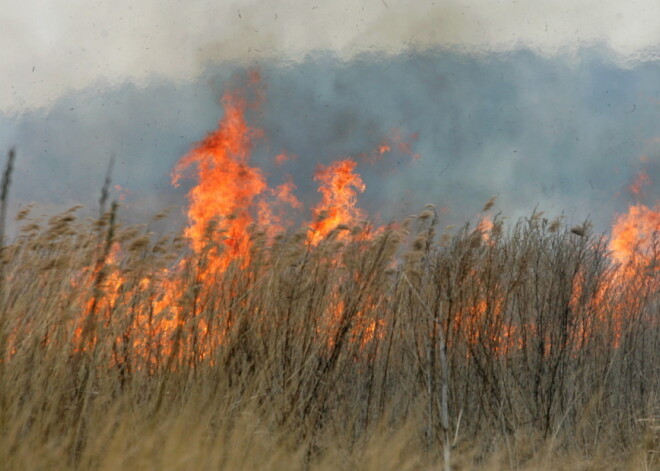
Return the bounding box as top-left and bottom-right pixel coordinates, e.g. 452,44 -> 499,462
0,200 -> 657,470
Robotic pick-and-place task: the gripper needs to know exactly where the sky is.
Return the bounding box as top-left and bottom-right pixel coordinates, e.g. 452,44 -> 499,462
1,0 -> 659,235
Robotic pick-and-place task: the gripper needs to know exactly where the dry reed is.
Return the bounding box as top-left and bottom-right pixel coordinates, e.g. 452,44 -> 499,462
0,198 -> 657,470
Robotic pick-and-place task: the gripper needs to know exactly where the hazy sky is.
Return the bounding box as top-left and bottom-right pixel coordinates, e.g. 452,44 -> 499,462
1,1 -> 659,234
4,0 -> 660,113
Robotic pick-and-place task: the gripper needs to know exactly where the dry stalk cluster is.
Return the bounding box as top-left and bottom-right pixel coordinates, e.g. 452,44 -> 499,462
0,199 -> 657,470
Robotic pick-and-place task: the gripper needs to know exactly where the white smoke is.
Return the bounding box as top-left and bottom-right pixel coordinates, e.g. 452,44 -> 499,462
3,0 -> 660,112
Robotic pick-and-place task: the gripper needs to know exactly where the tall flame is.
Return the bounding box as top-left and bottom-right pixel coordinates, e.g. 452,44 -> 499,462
610,170 -> 659,267
172,88 -> 266,267
170,80 -> 369,260
609,203 -> 659,267
308,159 -> 366,244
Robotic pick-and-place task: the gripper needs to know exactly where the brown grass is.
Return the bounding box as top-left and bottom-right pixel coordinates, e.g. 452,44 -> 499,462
0,201 -> 657,470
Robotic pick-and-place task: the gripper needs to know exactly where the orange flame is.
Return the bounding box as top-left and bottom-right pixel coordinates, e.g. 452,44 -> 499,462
628,170 -> 651,197
379,128 -> 420,160
256,177 -> 303,236
609,203 -> 659,267
477,215 -> 494,244
308,159 -> 366,244
275,152 -> 296,166
172,88 -> 266,268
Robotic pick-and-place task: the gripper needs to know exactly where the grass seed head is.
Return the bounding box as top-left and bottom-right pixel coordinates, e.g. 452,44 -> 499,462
482,196 -> 496,212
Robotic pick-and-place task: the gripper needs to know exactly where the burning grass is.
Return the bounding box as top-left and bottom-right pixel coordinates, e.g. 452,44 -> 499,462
0,77 -> 658,469
0,201 -> 657,470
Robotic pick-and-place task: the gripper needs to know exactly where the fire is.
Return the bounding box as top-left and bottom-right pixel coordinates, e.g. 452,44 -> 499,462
163,71 -> 654,362
609,203 -> 659,266
308,159 -> 367,244
613,169 -> 658,266
604,169 -> 659,347
378,128 -> 420,160
275,152 -> 296,165
608,203 -> 659,342
476,215 -> 494,244
172,87 -> 266,268
73,242 -> 124,352
628,170 -> 651,197
164,79 -> 376,362
256,178 -> 303,236
171,79 -> 369,260
21,75 -> 657,374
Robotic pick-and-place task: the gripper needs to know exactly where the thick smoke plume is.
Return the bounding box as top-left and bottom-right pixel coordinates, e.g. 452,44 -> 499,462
2,48 -> 659,235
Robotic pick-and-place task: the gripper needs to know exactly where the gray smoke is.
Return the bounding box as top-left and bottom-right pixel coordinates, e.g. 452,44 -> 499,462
2,47 -> 658,237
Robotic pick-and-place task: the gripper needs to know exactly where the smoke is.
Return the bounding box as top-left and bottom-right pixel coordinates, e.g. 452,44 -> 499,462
2,47 -> 659,236
3,0 -> 660,112
3,1 -> 659,234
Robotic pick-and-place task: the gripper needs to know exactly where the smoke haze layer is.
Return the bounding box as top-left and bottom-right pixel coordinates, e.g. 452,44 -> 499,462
4,0 -> 660,113
2,47 -> 659,235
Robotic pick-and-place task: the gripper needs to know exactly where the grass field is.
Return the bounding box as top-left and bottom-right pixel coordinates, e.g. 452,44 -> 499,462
0,189 -> 657,469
